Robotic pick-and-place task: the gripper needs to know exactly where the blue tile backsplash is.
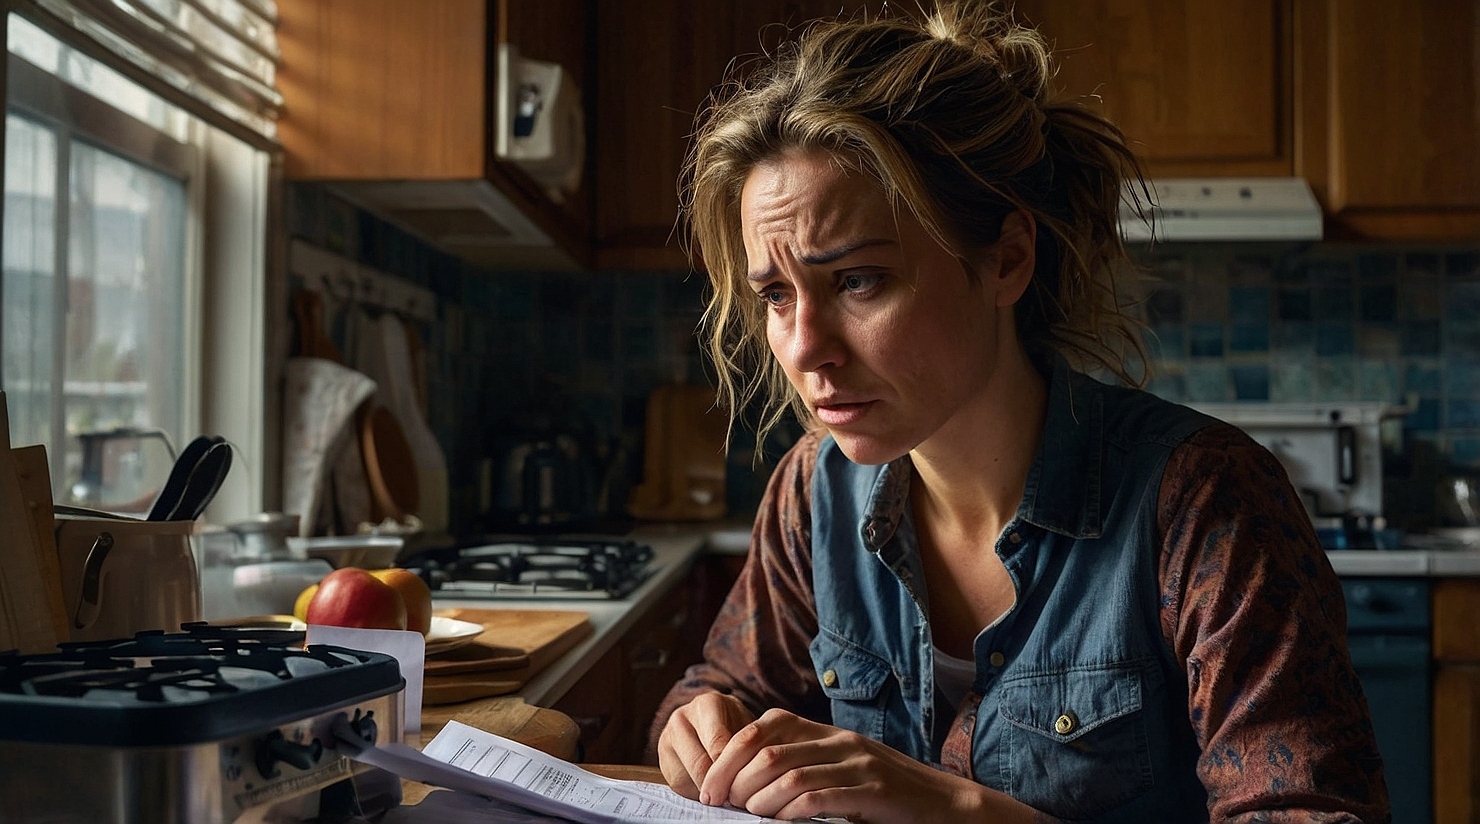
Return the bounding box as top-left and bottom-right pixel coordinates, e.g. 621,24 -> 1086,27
290,183 -> 1480,530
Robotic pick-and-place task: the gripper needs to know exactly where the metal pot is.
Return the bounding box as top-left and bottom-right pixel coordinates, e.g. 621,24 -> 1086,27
53,507 -> 199,642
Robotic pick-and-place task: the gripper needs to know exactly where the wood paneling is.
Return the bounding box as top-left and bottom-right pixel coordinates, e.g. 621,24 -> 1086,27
1434,579 -> 1480,824
1295,0 -> 1480,239
278,0 -> 488,180
1435,665 -> 1480,824
1434,579 -> 1480,663
592,1 -> 870,268
1015,0 -> 1291,176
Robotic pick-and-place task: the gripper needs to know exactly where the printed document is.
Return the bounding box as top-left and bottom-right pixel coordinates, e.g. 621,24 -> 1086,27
336,718 -> 787,823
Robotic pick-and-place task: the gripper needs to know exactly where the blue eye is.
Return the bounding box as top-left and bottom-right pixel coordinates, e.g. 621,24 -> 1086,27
758,288 -> 792,308
840,271 -> 883,293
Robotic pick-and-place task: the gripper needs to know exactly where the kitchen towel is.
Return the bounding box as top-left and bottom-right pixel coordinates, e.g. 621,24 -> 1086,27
280,357 -> 378,537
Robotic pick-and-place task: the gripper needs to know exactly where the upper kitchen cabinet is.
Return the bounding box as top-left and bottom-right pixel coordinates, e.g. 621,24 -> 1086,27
593,1 -> 870,270
1295,0 -> 1480,241
278,0 -> 594,269
1012,0 -> 1292,177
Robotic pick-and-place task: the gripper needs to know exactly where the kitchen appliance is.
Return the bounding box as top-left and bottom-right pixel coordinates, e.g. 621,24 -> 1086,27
0,625 -> 404,823
1191,402 -> 1398,549
53,506 -> 200,642
403,536 -> 655,599
1341,578 -> 1432,824
1120,177 -> 1324,242
494,434 -> 603,529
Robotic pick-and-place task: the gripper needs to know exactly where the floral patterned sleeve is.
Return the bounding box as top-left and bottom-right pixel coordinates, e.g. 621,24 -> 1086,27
1157,423 -> 1390,823
647,431 -> 831,756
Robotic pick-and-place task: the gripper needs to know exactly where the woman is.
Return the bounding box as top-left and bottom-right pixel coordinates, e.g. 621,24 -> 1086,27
651,3 -> 1388,823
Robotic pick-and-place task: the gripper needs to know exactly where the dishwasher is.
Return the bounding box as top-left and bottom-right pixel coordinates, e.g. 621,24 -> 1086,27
1342,577 -> 1432,824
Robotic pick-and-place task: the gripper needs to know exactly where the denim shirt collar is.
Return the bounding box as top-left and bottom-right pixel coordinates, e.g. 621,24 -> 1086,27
860,356 -> 1105,553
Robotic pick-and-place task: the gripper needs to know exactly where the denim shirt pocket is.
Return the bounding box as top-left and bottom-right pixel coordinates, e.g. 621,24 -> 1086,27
998,662 -> 1155,819
809,630 -> 895,742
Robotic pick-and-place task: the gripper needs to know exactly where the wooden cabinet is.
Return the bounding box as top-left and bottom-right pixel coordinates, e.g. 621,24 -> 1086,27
278,0 -> 594,267
1014,0 -> 1293,178
592,1 -> 870,269
282,1 -> 1480,268
1295,0 -> 1480,240
1433,579 -> 1480,824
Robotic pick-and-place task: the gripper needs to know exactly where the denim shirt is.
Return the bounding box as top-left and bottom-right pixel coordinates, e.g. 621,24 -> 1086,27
808,364 -> 1215,821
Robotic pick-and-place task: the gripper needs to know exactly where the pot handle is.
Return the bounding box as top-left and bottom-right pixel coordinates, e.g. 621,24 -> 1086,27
73,531 -> 114,630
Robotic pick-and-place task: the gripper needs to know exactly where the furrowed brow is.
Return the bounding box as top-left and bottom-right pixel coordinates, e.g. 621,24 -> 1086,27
746,238 -> 895,282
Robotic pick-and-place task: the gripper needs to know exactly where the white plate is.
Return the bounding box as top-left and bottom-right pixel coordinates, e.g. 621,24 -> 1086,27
426,616 -> 484,655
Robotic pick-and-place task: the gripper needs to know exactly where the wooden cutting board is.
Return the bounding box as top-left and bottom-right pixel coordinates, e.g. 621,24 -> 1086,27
423,608 -> 592,705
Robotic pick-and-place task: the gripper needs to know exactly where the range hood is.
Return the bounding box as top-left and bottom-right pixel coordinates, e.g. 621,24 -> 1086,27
1119,177 -> 1324,242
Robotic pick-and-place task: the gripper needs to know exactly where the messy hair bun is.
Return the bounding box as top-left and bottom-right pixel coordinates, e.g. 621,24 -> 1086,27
684,1 -> 1149,448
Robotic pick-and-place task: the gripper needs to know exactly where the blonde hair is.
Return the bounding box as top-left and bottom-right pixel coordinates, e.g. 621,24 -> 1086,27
683,1 -> 1149,447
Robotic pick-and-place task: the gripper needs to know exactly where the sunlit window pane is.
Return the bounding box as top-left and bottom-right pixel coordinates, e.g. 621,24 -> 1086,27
63,139 -> 186,506
2,114 -> 58,452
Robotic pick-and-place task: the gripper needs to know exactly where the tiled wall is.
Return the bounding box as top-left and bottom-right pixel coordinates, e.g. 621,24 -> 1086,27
290,184 -> 1480,530
1133,243 -> 1480,528
1134,244 -> 1478,450
287,184 -> 735,533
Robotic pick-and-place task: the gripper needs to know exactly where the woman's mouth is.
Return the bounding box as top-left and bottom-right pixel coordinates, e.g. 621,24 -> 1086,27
813,401 -> 874,426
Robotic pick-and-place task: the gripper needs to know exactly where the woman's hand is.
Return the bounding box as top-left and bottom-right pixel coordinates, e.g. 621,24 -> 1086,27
657,691 -> 758,800
697,707 -> 999,824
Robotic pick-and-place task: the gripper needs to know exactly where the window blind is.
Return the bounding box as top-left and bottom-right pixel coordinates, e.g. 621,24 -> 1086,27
15,0 -> 280,147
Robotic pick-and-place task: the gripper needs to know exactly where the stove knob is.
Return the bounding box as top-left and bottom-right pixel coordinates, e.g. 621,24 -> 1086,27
349,707 -> 379,745
255,729 -> 323,778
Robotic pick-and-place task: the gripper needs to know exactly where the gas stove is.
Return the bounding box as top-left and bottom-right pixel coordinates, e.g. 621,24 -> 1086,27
404,535 -> 656,599
0,625 -> 405,823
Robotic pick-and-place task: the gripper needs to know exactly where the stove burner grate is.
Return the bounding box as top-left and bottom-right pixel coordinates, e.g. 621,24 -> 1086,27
0,624 -> 405,747
405,536 -> 655,599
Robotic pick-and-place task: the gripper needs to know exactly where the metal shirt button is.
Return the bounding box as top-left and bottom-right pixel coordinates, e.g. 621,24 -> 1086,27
1008,531 -> 1022,544
988,651 -> 1005,667
1054,712 -> 1078,735
822,669 -> 838,688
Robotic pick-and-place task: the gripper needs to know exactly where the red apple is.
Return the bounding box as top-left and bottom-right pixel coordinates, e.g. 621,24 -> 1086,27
306,567 -> 407,631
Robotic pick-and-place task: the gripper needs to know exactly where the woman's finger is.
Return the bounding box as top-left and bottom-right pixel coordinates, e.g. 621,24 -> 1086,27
661,693 -> 755,800
657,712 -> 708,800
700,707 -> 810,807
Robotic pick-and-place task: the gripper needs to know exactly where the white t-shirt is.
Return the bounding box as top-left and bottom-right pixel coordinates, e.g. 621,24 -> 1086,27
933,645 -> 976,711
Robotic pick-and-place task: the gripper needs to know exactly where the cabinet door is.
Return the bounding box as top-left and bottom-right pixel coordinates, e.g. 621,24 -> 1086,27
1014,0 -> 1290,177
1434,665 -> 1480,824
1296,0 -> 1480,240
279,0 -> 488,180
593,1 -> 868,269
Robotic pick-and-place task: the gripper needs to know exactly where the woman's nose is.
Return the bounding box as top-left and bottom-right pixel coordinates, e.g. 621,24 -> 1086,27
779,297 -> 846,373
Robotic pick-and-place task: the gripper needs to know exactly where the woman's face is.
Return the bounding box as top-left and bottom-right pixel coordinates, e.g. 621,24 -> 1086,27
740,149 -> 1025,465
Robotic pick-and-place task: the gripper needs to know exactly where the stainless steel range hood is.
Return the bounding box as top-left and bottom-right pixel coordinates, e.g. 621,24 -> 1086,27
1120,177 -> 1324,242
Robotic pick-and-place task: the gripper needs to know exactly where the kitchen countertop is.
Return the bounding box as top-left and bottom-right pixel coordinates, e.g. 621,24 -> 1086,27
430,522 -> 1480,710
428,525 -> 708,708
710,517 -> 1480,577
1327,547 -> 1480,576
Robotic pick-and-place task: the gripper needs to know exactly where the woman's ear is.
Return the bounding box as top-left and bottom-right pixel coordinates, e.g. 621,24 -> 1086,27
990,210 -> 1037,308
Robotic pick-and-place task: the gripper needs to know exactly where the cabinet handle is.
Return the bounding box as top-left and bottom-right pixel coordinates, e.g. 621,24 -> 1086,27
630,646 -> 670,670
570,714 -> 611,740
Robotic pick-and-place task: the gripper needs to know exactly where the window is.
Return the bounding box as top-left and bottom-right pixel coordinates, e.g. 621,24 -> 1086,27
2,14 -> 267,517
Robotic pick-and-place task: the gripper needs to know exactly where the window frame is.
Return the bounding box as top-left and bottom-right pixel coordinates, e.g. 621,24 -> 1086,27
1,13 -> 273,522
6,50 -> 205,501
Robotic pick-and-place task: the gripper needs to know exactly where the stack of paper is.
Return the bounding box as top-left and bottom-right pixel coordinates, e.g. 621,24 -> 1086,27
338,719 -> 789,824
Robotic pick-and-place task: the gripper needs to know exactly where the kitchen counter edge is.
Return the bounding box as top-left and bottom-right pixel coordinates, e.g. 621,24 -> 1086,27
429,526 -> 708,709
